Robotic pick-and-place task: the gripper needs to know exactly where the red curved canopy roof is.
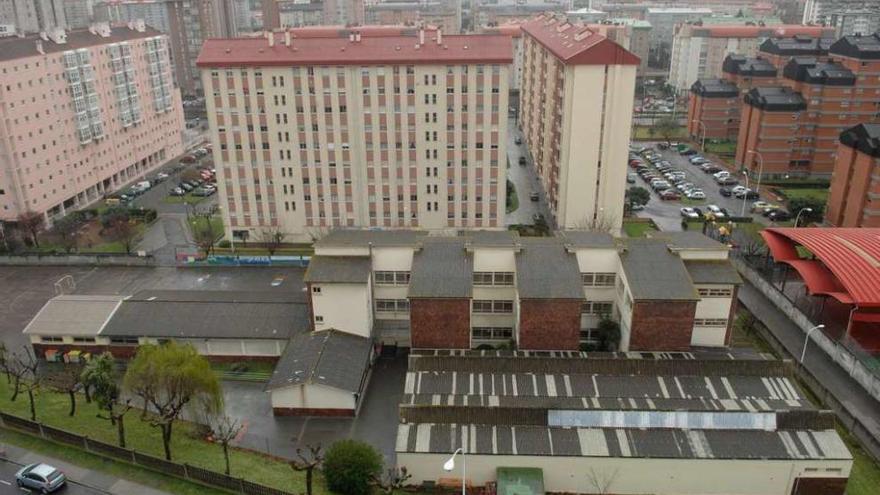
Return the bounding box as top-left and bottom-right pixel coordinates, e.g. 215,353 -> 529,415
761,228 -> 880,307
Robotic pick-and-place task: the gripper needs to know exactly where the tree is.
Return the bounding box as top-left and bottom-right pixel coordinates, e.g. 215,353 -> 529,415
290,444 -> 324,495
123,342 -> 222,460
572,211 -> 618,234
655,116 -> 679,144
259,227 -> 286,256
597,317 -> 621,351
787,196 -> 825,224
82,353 -> 133,448
107,216 -> 137,254
193,215 -> 217,257
323,440 -> 382,495
11,348 -> 41,421
180,168 -> 202,183
209,415 -> 244,475
371,467 -> 412,495
53,216 -> 82,253
45,364 -> 83,417
625,187 -> 651,214
0,341 -> 10,384
16,211 -> 44,248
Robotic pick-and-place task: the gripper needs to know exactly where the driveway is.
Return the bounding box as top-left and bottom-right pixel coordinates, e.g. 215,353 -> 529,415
634,142 -> 774,231
505,117 -> 550,226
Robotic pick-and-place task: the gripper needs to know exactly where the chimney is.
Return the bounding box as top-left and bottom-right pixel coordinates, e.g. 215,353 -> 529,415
437,29 -> 442,45
35,39 -> 44,54
355,32 -> 361,42
284,30 -> 291,47
349,32 -> 355,42
268,31 -> 274,47
419,28 -> 425,45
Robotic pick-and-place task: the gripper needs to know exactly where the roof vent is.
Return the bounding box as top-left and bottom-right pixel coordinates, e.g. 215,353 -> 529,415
395,45 -> 400,50
225,48 -> 231,53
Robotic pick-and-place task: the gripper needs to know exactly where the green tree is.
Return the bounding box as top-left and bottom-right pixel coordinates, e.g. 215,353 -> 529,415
655,116 -> 679,144
625,187 -> 651,213
82,353 -> 133,448
597,318 -> 621,352
323,440 -> 383,495
787,196 -> 825,224
124,342 -> 222,460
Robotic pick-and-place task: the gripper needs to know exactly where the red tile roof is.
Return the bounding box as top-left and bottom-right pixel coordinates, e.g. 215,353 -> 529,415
197,30 -> 513,67
692,24 -> 835,39
762,228 -> 880,306
520,14 -> 639,66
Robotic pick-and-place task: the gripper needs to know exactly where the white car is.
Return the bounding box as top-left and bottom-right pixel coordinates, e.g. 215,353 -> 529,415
713,171 -> 730,179
751,201 -> 771,212
680,207 -> 700,219
687,190 -> 706,200
706,205 -> 726,218
732,185 -> 748,194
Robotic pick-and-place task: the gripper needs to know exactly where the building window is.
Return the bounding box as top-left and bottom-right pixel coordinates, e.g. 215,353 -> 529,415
582,272 -> 616,287
311,286 -> 322,294
73,337 -> 96,344
697,287 -> 733,298
41,336 -> 63,343
109,337 -> 139,345
315,315 -> 324,323
472,327 -> 513,341
581,301 -> 614,316
374,271 -> 411,285
375,299 -> 410,313
472,300 -> 514,314
694,318 -> 728,327
580,328 -> 600,344
472,272 -> 514,286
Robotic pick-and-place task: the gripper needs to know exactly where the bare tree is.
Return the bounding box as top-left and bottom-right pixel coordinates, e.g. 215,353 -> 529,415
306,226 -> 331,242
290,444 -> 324,495
193,215 -> 217,257
12,348 -> 41,421
16,211 -> 44,248
0,341 -> 10,384
586,467 -> 620,494
53,216 -> 82,253
209,415 -> 244,475
45,364 -> 84,416
107,217 -> 137,254
572,211 -> 619,234
371,467 -> 412,494
259,227 -> 286,256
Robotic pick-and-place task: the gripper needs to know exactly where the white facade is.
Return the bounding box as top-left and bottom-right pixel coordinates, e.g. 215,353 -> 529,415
311,282 -> 373,338
270,382 -> 357,411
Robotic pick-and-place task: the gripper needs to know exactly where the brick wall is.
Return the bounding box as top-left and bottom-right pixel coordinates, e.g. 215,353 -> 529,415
410,298 -> 471,349
629,300 -> 697,351
518,299 -> 581,351
791,477 -> 847,495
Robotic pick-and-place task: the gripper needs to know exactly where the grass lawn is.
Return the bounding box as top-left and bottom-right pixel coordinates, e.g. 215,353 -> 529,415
0,428 -> 229,495
680,197 -> 706,206
188,215 -> 224,239
622,220 -> 657,237
779,188 -> 829,203
842,426 -> 880,495
506,181 -> 519,214
632,126 -> 687,140
36,223 -> 147,255
0,379 -> 325,493
703,141 -> 737,154
163,193 -> 211,205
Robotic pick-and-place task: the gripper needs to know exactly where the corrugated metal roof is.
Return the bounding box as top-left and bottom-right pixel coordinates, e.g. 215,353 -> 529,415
266,329 -> 372,392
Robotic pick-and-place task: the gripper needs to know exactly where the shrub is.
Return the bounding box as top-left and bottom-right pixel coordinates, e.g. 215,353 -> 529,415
323,439 -> 382,495
218,240 -> 231,248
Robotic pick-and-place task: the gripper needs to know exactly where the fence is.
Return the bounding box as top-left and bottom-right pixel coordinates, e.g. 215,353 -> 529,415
0,412 -> 293,495
177,254 -> 311,267
0,253 -> 154,266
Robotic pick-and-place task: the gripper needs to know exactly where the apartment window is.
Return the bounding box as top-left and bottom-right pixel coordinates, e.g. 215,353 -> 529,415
472,300 -> 514,314
73,337 -> 96,344
697,287 -> 733,298
374,271 -> 411,285
582,272 -> 616,287
41,336 -> 63,343
375,299 -> 410,313
581,301 -> 614,316
694,318 -> 728,327
472,327 -> 513,341
472,272 -> 514,286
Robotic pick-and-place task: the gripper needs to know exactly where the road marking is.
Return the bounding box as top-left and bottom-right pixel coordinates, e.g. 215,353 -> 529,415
0,479 -> 11,485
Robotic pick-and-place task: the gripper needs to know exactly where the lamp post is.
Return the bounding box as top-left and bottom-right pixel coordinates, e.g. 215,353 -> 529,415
800,324 -> 825,364
746,150 -> 764,193
691,120 -> 706,151
443,448 -> 466,495
794,207 -> 813,227
740,171 -> 750,217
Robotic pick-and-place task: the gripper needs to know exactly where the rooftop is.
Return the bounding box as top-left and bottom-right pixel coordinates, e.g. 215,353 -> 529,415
520,14 -> 640,66
687,24 -> 832,39
649,231 -> 730,251
408,238 -> 473,298
304,256 -> 372,283
690,78 -> 739,98
782,57 -> 855,86
0,24 -> 162,63
515,238 -> 582,299
759,35 -> 833,57
744,86 -> 807,112
620,239 -> 698,301
839,123 -> 880,158
558,230 -> 615,248
646,7 -> 713,14
722,54 -> 777,77
315,229 -> 425,248
266,329 -> 372,392
197,30 -> 513,67
830,32 -> 880,60
22,295 -> 123,336
684,260 -> 743,285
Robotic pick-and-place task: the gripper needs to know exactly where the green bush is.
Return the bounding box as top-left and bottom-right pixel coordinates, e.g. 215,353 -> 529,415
323,440 -> 382,495
218,240 -> 231,248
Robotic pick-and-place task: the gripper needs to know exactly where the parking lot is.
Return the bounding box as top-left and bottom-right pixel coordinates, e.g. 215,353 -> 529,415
632,142 -> 774,231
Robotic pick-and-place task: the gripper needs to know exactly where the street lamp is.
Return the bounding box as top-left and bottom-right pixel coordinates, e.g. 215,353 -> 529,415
443,448 -> 466,495
691,120 -> 706,151
794,207 -> 813,227
746,150 -> 764,193
800,324 -> 825,364
740,171 -> 750,217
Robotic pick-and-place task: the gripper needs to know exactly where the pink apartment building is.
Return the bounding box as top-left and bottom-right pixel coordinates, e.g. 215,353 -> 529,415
0,22 -> 184,225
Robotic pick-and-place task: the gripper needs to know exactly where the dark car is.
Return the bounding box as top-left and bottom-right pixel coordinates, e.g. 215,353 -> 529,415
719,187 -> 732,197
680,148 -> 698,156
514,136 -> 523,145
768,210 -> 791,222
179,182 -> 194,191
660,190 -> 681,200
529,192 -> 539,201
745,190 -> 759,200
656,142 -> 670,150
518,156 -> 526,166
702,165 -> 722,174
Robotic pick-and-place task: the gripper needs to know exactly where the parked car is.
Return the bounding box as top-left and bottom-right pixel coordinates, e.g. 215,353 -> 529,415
532,213 -> 545,223
717,177 -> 739,186
192,187 -> 216,197
518,156 -> 526,166
750,201 -> 772,212
680,207 -> 700,219
687,190 -> 706,200
178,182 -> 194,191
529,192 -> 539,201
719,187 -> 732,197
656,142 -> 670,150
626,173 -> 636,184
689,156 -> 708,164
768,210 -> 792,222
180,155 -> 196,164
156,172 -> 169,181
15,463 -> 66,493
734,188 -> 760,200
680,148 -> 698,156
514,136 -> 523,145
706,205 -> 726,219
660,190 -> 681,200
169,187 -> 186,196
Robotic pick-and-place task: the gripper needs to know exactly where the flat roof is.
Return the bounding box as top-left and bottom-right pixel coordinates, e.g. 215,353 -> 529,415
22,295 -> 124,336
515,238 -> 582,299
315,229 -> 425,248
649,231 -> 729,250
620,239 -> 697,301
685,260 -> 743,285
688,24 -> 832,39
520,14 -> 640,66
266,329 -> 372,392
197,32 -> 513,67
0,25 -> 163,63
304,255 -> 371,283
409,238 -> 473,298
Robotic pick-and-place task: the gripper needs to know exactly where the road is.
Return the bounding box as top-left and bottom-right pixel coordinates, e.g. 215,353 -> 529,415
633,142 -> 774,231
505,117 -> 550,226
0,459 -> 103,494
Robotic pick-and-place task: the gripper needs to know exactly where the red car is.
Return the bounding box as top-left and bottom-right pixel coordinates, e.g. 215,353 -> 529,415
660,190 -> 681,200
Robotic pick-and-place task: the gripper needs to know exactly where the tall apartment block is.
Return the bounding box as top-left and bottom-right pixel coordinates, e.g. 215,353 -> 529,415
826,124 -> 880,228
364,0 -> 461,34
734,33 -> 880,179
519,14 -> 638,231
0,0 -> 66,33
197,28 -> 511,242
0,23 -> 184,224
262,0 -> 364,29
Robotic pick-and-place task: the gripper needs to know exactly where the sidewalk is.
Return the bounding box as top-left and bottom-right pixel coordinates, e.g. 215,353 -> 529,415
0,442 -> 170,495
739,282 -> 880,459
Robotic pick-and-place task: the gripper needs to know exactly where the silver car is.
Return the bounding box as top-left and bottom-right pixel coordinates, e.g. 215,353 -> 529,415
15,463 -> 66,493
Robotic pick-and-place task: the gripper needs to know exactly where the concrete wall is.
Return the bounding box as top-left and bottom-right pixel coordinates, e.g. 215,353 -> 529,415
397,453 -> 851,495
270,383 -> 356,415
311,282 -> 372,338
0,254 -> 154,266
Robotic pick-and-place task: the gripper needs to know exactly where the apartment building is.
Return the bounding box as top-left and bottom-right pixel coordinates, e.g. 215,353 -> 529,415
734,33 -> 880,179
262,0 -> 363,29
479,23 -> 523,92
306,229 -> 741,352
0,23 -> 184,224
364,0 -> 461,34
758,35 -> 833,71
802,0 -> 879,26
826,124 -> 880,228
519,14 -> 638,231
0,0 -> 66,33
197,28 -> 511,242
669,24 -> 835,93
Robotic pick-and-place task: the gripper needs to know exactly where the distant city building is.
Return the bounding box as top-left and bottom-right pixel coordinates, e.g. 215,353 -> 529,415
827,9 -> 880,37
63,0 -> 94,29
826,124 -> 880,228
645,8 -> 711,54
669,24 -> 835,93
480,23 -> 523,91
262,0 -> 363,29
0,0 -> 67,33
0,24 -> 184,224
519,14 -> 638,231
564,6 -> 607,24
802,0 -> 879,26
587,18 -> 651,76
197,27 -> 511,241
364,0 -> 460,34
